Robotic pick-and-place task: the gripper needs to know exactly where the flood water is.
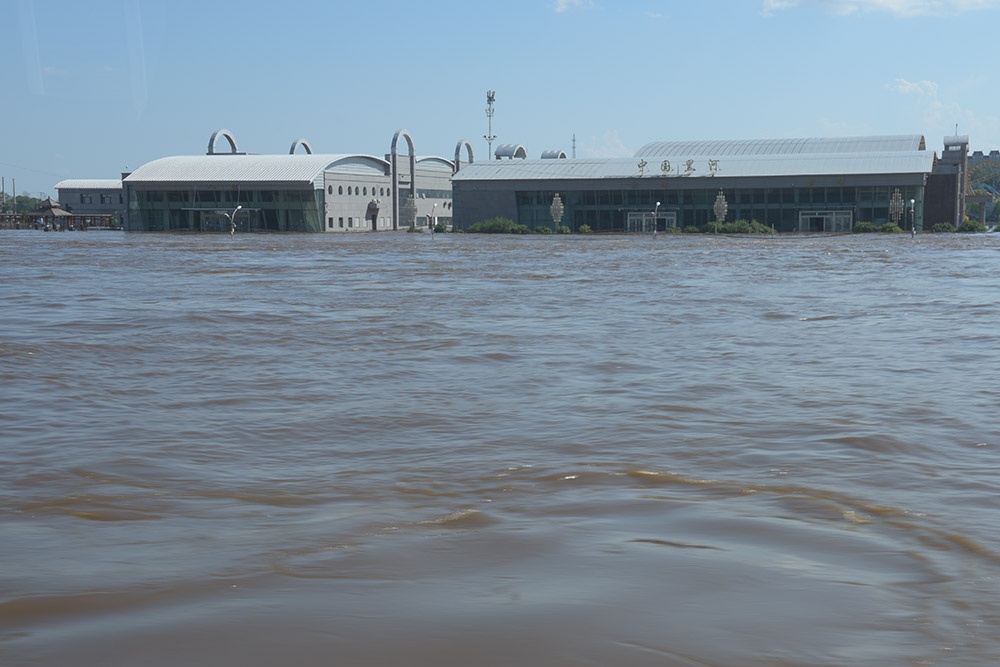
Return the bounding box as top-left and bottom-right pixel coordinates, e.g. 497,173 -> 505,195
2,229 -> 999,666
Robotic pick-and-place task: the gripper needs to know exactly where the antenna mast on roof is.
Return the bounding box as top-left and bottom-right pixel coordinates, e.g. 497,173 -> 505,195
572,133 -> 576,159
484,90 -> 496,159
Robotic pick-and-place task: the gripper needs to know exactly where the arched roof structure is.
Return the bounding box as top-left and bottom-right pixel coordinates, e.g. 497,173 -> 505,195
124,153 -> 389,186
416,156 -> 454,171
495,144 -> 527,159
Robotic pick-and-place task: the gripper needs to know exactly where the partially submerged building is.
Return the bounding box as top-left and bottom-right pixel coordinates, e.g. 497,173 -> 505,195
451,135 -> 969,233
122,130 -> 458,232
53,179 -> 124,227
79,129 -> 970,234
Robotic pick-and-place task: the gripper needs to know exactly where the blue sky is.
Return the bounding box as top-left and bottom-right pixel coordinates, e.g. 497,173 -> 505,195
3,0 -> 1000,198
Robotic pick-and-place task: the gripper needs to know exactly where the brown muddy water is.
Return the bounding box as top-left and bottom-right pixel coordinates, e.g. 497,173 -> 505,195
2,230 -> 999,666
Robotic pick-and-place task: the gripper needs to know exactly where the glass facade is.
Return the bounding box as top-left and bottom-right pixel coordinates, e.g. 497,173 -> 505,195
127,187 -> 324,232
514,185 -> 924,233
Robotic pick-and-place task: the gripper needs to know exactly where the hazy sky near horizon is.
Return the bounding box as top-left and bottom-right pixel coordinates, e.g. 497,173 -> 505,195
3,0 -> 1000,197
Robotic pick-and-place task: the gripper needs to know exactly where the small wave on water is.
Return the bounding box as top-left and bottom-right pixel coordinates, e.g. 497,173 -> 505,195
3,231 -> 1000,666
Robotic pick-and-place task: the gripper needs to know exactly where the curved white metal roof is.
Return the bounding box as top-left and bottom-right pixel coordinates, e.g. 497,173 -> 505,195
415,156 -> 455,171
635,135 -> 926,158
55,179 -> 122,190
495,144 -> 527,159
452,151 -> 936,182
124,154 -> 389,184
453,135 -> 935,182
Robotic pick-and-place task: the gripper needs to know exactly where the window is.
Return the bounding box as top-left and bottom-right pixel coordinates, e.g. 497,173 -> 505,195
100,193 -> 113,204
80,194 -> 93,204
338,186 -> 343,195
363,187 -> 368,196
328,185 -> 332,195
328,217 -> 333,228
339,217 -> 344,228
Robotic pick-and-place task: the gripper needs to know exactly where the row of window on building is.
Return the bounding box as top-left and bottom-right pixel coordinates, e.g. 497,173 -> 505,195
81,193 -> 122,204
327,216 -> 384,229
516,186 -> 921,208
327,185 -> 391,197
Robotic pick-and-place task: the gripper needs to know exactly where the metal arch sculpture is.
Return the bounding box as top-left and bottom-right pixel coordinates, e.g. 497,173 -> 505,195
207,129 -> 239,155
390,129 -> 416,231
289,139 -> 313,155
453,139 -> 474,174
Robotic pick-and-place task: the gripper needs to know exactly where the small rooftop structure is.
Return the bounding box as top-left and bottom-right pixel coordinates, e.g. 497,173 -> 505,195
495,144 -> 527,160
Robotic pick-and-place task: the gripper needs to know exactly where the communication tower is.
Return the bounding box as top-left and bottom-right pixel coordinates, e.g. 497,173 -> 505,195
484,90 -> 496,159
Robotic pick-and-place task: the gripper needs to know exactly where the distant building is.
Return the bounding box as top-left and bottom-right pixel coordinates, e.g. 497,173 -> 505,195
925,136 -> 968,229
64,130 -> 971,234
451,135 -> 968,233
122,129 -> 458,233
969,149 -> 1000,167
54,178 -> 124,225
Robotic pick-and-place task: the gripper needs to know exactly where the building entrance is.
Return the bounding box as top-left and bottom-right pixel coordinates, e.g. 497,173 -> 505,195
798,210 -> 853,233
627,211 -> 678,232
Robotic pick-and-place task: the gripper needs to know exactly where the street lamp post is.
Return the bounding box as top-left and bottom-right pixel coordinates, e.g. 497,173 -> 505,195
909,198 -> 915,237
430,203 -> 437,235
654,201 -> 660,236
225,205 -> 242,237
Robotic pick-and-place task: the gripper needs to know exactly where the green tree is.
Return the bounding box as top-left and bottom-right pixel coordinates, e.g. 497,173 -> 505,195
14,192 -> 44,215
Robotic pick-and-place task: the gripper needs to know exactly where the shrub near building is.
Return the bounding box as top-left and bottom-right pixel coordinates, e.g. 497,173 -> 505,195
467,217 -> 529,234
704,219 -> 774,234
957,219 -> 987,233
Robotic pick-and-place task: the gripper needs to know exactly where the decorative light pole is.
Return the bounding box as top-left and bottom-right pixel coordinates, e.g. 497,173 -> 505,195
654,201 -> 660,235
713,190 -> 728,234
550,193 -> 564,231
225,204 -> 242,237
400,194 -> 418,230
430,203 -> 437,236
909,198 -> 916,237
889,188 -> 905,229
